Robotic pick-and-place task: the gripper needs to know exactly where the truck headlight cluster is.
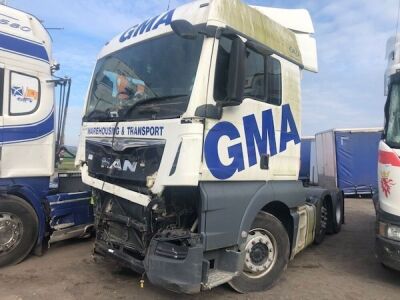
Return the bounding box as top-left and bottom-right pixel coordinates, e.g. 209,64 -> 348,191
379,222 -> 400,242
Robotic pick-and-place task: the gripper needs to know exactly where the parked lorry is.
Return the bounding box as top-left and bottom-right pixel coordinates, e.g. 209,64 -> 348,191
0,5 -> 93,267
315,128 -> 382,196
375,35 -> 400,270
76,0 -> 344,293
299,136 -> 314,183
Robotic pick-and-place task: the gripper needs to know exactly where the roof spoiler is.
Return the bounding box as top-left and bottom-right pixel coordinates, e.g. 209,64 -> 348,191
252,6 -> 318,73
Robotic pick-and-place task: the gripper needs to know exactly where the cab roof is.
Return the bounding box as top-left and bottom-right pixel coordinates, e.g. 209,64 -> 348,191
98,0 -> 317,72
0,4 -> 52,62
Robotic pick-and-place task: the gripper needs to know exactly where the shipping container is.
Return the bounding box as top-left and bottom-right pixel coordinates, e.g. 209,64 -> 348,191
315,128 -> 383,195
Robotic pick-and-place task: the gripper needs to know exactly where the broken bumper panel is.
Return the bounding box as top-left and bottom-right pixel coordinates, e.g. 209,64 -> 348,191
94,232 -> 205,294
144,238 -> 204,294
94,240 -> 145,274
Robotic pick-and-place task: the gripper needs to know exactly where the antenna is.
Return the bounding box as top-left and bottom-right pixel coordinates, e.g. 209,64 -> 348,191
45,27 -> 65,31
167,0 -> 171,11
396,0 -> 400,45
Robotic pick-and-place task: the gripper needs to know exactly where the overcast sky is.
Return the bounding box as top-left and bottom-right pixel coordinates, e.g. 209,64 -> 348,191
8,0 -> 399,145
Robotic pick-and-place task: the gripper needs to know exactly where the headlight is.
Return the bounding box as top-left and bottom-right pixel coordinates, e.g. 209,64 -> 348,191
379,222 -> 400,242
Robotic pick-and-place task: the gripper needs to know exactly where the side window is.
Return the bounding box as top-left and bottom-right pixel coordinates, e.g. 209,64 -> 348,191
9,71 -> 40,115
213,36 -> 282,105
244,48 -> 265,100
266,56 -> 282,106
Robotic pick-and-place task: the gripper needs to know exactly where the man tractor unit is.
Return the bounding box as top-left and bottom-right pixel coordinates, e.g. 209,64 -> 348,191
76,0 -> 344,293
0,5 -> 93,267
375,35 -> 400,270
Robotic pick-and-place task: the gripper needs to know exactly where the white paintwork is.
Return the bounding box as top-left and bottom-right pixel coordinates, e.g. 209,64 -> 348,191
253,6 -> 318,72
0,5 -> 56,178
98,0 -> 210,60
81,165 -> 150,207
78,0 -> 317,207
379,35 -> 400,217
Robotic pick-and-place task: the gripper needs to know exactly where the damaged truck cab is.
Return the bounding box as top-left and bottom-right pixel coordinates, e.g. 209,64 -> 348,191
76,0 -> 344,293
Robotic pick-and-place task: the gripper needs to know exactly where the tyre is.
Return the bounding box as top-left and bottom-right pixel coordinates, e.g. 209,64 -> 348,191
229,212 -> 290,293
328,194 -> 343,234
314,198 -> 328,245
0,195 -> 38,267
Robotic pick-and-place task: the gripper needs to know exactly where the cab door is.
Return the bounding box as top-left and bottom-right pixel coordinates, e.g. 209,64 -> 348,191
0,65 -> 5,176
202,35 -> 300,182
1,66 -> 54,179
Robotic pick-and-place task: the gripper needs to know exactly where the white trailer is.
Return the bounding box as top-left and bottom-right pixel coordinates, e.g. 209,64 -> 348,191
76,0 -> 343,293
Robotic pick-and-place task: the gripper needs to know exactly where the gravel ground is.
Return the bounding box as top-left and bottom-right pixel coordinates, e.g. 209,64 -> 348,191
1,198 -> 400,300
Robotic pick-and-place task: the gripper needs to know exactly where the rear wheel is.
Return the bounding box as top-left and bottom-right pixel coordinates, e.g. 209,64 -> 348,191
331,194 -> 343,234
229,212 -> 290,293
0,195 -> 38,267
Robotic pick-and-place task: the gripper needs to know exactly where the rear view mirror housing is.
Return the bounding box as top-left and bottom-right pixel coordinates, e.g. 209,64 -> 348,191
171,20 -> 199,40
218,36 -> 246,107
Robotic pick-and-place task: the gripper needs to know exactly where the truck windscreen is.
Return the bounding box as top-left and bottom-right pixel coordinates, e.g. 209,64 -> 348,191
386,83 -> 400,148
84,34 -> 204,122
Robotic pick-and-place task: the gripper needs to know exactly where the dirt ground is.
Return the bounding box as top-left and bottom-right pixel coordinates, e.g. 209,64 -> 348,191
1,198 -> 400,300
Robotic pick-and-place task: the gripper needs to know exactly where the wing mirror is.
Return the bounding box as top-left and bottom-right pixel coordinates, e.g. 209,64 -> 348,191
171,20 -> 198,40
219,36 -> 246,107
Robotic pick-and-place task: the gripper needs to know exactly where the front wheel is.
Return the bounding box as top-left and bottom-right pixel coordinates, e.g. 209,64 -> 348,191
0,195 -> 38,267
229,212 -> 290,293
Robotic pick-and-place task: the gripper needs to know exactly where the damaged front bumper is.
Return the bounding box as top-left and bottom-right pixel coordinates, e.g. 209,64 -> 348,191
94,231 -> 204,294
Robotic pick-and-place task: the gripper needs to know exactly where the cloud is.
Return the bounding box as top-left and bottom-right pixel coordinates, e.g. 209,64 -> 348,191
8,0 -> 398,144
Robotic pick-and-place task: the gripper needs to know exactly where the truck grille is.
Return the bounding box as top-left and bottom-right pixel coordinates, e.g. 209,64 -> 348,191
86,138 -> 165,188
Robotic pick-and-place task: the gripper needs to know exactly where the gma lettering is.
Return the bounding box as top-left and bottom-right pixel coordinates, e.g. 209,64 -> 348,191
205,104 -> 300,180
119,9 -> 175,43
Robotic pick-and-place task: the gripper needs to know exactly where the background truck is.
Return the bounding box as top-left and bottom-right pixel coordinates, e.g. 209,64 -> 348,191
299,136 -> 316,183
76,0 -> 344,294
314,128 -> 382,196
375,34 -> 400,270
0,5 -> 93,268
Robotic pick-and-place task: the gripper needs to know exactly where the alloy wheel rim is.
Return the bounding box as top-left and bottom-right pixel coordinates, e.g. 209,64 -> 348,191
0,212 -> 23,256
243,228 -> 278,279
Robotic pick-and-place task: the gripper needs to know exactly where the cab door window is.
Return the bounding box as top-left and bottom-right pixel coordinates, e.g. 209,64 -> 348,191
243,48 -> 265,100
266,56 -> 282,106
9,71 -> 40,115
213,36 -> 282,105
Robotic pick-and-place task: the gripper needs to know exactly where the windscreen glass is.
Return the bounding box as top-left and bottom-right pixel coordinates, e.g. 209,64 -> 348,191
85,34 -> 204,122
386,83 -> 400,148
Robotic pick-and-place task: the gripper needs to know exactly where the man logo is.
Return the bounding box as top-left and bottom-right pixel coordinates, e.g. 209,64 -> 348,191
101,158 -> 137,172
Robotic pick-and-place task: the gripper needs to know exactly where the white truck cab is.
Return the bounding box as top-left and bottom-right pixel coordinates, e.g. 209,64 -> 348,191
0,4 -> 93,268
77,0 -> 343,293
375,34 -> 400,270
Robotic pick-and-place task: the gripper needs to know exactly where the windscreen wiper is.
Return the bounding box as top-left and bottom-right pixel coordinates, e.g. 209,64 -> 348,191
119,94 -> 188,121
82,109 -> 118,122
